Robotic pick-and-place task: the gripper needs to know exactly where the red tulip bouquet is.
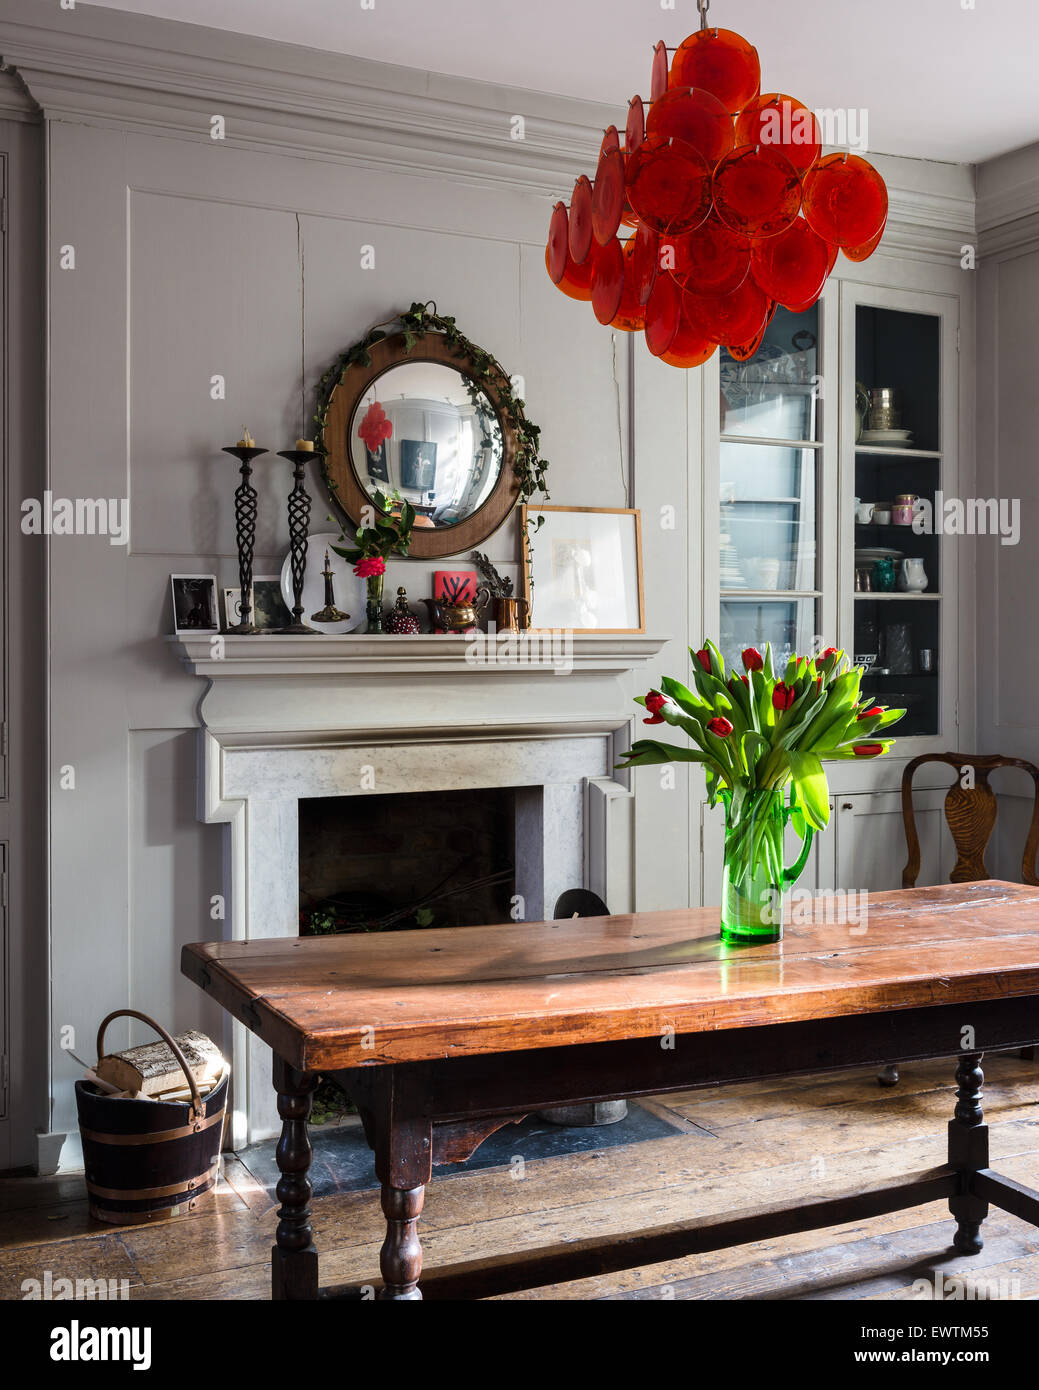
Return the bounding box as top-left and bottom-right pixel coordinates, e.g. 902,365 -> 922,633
620,641 -> 905,943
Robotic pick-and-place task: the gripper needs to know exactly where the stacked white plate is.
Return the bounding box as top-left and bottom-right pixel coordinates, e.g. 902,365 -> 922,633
860,428 -> 914,448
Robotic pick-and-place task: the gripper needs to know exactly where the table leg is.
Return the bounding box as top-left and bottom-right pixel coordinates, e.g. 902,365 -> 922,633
271,1055 -> 320,1300
948,1051 -> 988,1255
379,1184 -> 425,1300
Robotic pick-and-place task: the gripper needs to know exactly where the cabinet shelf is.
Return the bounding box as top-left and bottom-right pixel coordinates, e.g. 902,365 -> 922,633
853,592 -> 941,600
855,447 -> 942,459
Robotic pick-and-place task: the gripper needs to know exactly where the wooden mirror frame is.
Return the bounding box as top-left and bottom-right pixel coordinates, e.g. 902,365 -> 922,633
320,331 -> 522,560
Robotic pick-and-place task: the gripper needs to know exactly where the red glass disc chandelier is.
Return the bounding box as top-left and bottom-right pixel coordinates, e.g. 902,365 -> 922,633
545,0 -> 888,368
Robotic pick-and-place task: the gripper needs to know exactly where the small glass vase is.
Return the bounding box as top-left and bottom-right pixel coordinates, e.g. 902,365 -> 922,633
365,573 -> 385,633
720,788 -> 815,945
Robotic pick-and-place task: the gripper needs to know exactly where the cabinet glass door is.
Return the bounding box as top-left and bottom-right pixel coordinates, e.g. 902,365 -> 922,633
851,302 -> 945,737
718,304 -> 825,667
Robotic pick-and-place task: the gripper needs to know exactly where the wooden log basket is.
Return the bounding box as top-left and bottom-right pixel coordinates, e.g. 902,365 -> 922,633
75,1009 -> 228,1225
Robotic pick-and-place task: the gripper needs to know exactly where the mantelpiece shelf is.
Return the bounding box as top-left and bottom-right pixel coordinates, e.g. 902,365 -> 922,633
170,632 -> 670,679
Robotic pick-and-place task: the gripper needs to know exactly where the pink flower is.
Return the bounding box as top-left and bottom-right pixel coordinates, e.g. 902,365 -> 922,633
354,555 -> 386,579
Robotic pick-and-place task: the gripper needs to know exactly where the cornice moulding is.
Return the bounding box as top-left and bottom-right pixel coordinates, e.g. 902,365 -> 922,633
0,3 -> 976,251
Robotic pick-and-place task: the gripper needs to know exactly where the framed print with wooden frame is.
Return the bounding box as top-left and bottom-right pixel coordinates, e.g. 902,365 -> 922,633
521,505 -> 645,633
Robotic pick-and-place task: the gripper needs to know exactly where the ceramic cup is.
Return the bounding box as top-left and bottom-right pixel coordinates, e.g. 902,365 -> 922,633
855,502 -> 875,524
873,508 -> 892,525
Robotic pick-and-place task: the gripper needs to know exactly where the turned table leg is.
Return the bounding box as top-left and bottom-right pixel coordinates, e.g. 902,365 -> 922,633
271,1055 -> 320,1300
948,1051 -> 989,1255
379,1184 -> 425,1300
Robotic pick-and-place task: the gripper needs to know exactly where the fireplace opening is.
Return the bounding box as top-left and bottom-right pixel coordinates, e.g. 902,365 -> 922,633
298,787 -> 516,935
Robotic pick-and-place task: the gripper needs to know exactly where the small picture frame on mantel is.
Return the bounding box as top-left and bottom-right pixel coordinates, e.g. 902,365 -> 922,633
170,574 -> 219,635
520,505 -> 645,633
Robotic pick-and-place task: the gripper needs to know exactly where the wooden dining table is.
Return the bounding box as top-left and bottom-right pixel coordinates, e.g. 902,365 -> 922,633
181,880 -> 1039,1300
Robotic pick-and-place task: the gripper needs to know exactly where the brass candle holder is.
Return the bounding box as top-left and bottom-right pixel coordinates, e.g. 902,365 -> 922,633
221,442 -> 268,634
276,446 -> 323,634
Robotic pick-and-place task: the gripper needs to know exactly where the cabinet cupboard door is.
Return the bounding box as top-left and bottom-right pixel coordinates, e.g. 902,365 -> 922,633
835,789 -> 950,891
700,798 -> 836,906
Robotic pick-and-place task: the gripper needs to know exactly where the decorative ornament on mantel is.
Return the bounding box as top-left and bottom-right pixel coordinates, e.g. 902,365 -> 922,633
620,643 -> 904,944
546,0 -> 888,367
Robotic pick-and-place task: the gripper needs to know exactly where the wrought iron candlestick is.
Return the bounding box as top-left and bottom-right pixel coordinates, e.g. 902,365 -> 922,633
276,448 -> 323,634
221,444 -> 268,633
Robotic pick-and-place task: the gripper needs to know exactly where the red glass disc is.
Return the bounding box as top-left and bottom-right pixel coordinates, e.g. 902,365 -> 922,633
651,40 -> 669,102
626,95 -> 646,153
612,241 -> 647,332
633,221 -> 659,306
644,269 -> 682,357
666,214 -> 750,296
669,28 -> 760,112
645,86 -> 735,167
713,144 -> 801,239
802,153 -> 888,248
600,125 -> 620,157
544,243 -> 593,302
591,237 -> 625,325
843,217 -> 886,262
626,135 -> 712,235
568,175 -> 594,264
592,147 -> 627,246
660,307 -> 716,368
725,319 -> 768,361
750,217 -> 830,309
736,94 -> 821,174
686,275 -> 768,346
547,201 -> 569,283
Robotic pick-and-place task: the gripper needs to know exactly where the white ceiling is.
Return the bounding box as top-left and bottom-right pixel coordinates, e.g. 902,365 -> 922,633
81,0 -> 1039,163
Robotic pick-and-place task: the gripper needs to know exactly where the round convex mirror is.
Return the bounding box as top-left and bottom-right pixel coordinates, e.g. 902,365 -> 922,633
348,361 -> 504,531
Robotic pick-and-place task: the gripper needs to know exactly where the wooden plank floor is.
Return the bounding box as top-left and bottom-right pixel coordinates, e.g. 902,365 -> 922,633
3,1055 -> 1038,1301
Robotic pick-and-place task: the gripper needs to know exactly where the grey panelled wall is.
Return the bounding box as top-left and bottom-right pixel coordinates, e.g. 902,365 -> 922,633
38,96 -> 688,1153
0,0 -> 979,1165
976,142 -> 1039,881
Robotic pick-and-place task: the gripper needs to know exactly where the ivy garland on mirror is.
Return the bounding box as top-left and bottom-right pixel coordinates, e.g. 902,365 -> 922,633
313,302 -> 550,570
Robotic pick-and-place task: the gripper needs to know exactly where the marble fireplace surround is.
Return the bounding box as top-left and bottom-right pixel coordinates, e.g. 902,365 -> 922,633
174,632 -> 668,1143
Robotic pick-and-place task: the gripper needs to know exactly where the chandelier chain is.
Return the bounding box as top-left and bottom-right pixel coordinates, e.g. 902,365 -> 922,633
697,0 -> 710,30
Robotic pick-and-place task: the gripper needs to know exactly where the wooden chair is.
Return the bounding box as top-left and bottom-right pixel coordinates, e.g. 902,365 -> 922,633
878,751 -> 1039,1086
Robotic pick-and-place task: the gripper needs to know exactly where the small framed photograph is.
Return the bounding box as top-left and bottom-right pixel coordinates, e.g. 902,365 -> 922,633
170,574 -> 219,634
251,575 -> 292,630
521,506 -> 644,633
222,586 -> 244,629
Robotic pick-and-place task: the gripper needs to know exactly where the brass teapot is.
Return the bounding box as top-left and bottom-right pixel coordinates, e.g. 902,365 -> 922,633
423,587 -> 490,633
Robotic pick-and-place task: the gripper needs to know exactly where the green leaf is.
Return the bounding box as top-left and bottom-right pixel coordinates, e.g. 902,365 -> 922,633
787,750 -> 830,830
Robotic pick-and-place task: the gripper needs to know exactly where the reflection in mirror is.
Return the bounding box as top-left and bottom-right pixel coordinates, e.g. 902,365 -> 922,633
348,362 -> 504,530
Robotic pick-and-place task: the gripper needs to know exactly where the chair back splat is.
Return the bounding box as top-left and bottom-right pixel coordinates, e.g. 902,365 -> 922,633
901,752 -> 1039,888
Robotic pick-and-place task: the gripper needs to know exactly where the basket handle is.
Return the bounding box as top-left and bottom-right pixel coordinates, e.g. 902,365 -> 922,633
96,1009 -> 206,1123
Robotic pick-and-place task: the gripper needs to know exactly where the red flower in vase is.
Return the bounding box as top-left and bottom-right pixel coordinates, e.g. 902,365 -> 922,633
354,556 -> 387,579
707,717 -> 733,737
772,682 -> 796,711
643,692 -> 668,724
695,648 -> 712,672
853,743 -> 884,756
857,706 -> 884,720
741,647 -> 763,671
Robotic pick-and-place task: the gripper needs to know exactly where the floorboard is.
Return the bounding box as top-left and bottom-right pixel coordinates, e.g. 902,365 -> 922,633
2,1054 -> 1036,1300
